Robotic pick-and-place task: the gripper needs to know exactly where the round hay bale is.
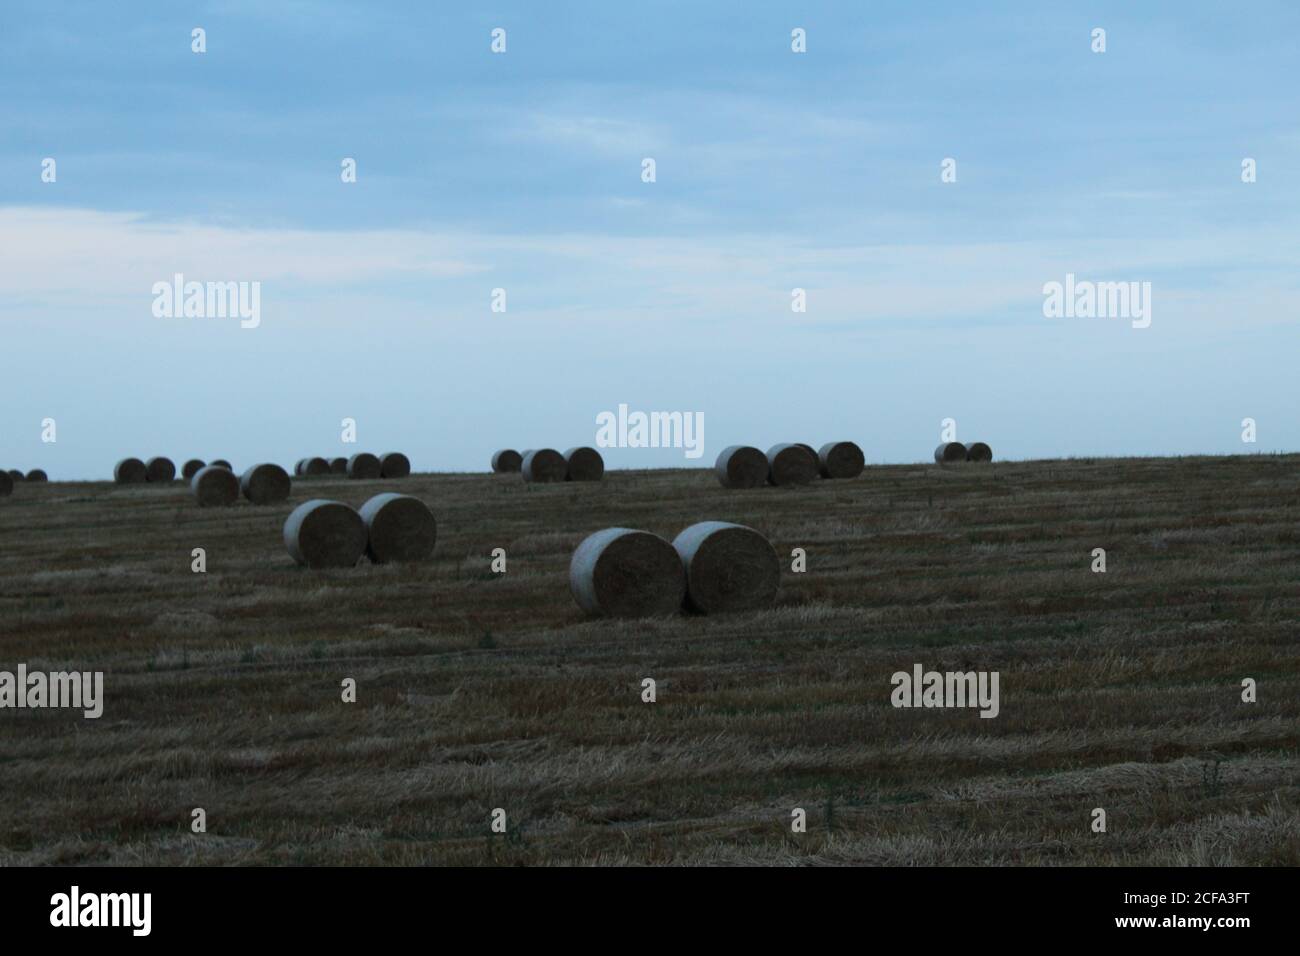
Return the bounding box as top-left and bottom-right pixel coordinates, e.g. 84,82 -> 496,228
182,459 -> 205,481
329,457 -> 348,474
190,465 -> 240,507
491,449 -> 522,473
564,446 -> 604,482
934,442 -> 966,464
347,453 -> 381,480
0,471 -> 12,497
25,469 -> 48,482
240,463 -> 291,505
283,499 -> 366,568
114,457 -> 147,484
569,527 -> 685,618
817,441 -> 865,479
522,448 -> 567,483
380,452 -> 411,479
965,442 -> 993,463
714,445 -> 768,489
6,469 -> 23,482
358,492 -> 437,563
293,458 -> 307,476
210,459 -> 233,471
766,443 -> 818,486
795,443 -> 818,461
300,457 -> 328,477
673,521 -> 780,614
145,456 -> 176,483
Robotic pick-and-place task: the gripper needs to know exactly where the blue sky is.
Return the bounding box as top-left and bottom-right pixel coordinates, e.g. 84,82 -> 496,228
2,1 -> 1298,479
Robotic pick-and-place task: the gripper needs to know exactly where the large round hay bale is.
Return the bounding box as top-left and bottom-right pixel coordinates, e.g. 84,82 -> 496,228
190,465 -> 240,507
210,459 -> 233,471
347,453 -> 381,480
965,442 -> 993,463
522,448 -> 566,483
934,442 -> 966,464
673,521 -> 780,614
564,446 -> 604,482
380,452 -> 411,479
329,457 -> 348,474
25,469 -> 48,483
818,441 -> 865,479
283,499 -> 366,568
714,445 -> 768,489
181,459 -> 205,481
491,449 -> 522,473
569,527 -> 685,618
795,443 -> 818,460
240,463 -> 291,505
6,469 -> 22,482
0,471 -> 12,497
293,458 -> 307,476
114,458 -> 147,484
358,492 -> 437,563
301,457 -> 329,477
766,443 -> 818,486
145,456 -> 176,483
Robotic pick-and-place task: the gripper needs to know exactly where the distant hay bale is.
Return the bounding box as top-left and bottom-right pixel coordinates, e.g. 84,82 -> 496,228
673,521 -> 780,614
965,442 -> 993,463
347,453 -> 382,479
26,469 -> 48,483
569,527 -> 685,618
491,449 -> 523,473
302,457 -> 329,476
114,458 -> 148,484
210,459 -> 233,471
182,459 -> 205,480
240,463 -> 291,505
766,443 -> 818,486
522,448 -> 567,483
329,457 -> 348,474
145,456 -> 176,483
190,464 -> 240,507
564,446 -> 605,482
934,442 -> 966,464
714,445 -> 768,489
283,499 -> 367,568
0,471 -> 12,497
818,441 -> 865,479
359,492 -> 437,563
293,459 -> 307,476
380,452 -> 411,479
6,469 -> 22,482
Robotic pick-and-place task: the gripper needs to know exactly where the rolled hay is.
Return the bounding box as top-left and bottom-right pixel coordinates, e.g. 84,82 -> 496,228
240,463 -> 292,505
182,459 -> 206,481
522,448 -> 567,483
818,440 -> 865,480
114,457 -> 148,484
190,464 -> 240,507
673,521 -> 780,614
302,457 -> 330,477
0,471 -> 12,496
358,492 -> 437,563
491,449 -> 523,473
714,445 -> 768,489
934,442 -> 966,464
26,469 -> 48,482
145,456 -> 176,483
293,459 -> 307,476
329,457 -> 348,474
564,446 -> 605,482
965,442 -> 993,463
6,469 -> 23,482
210,459 -> 233,471
283,499 -> 366,568
766,443 -> 819,486
380,452 -> 411,479
347,452 -> 382,480
569,527 -> 686,618
795,443 -> 818,461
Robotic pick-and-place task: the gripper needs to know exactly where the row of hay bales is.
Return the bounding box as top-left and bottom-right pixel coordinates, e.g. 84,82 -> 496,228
1,469 -> 48,495
284,494 -> 436,568
934,442 -> 994,464
716,441 -> 864,488
571,521 -> 779,618
295,452 -> 410,479
114,457 -> 229,483
492,447 -> 604,483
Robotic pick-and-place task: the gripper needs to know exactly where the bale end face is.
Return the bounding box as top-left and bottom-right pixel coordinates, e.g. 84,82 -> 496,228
6,469 -> 23,482
766,443 -> 819,486
284,499 -> 367,568
25,469 -> 48,482
240,463 -> 292,505
0,471 -> 13,497
491,449 -> 523,473
965,442 -> 993,463
564,446 -> 605,482
714,445 -> 768,489
114,458 -> 148,484
145,457 -> 176,483
359,492 -> 437,563
673,521 -> 780,614
329,457 -> 348,474
570,528 -> 686,618
191,465 -> 241,507
522,448 -> 567,483
210,459 -> 233,471
818,441 -> 865,479
181,459 -> 206,481
379,452 -> 411,479
346,453 -> 382,480
302,457 -> 330,476
934,442 -> 966,464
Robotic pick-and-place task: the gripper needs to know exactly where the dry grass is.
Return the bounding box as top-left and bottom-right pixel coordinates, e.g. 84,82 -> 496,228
0,454 -> 1297,865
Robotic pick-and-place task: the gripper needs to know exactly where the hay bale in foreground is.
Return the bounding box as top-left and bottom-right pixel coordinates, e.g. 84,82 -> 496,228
145,457 -> 176,483
564,447 -> 605,482
25,469 -> 48,482
965,442 -> 993,463
714,445 -> 768,489
329,457 -> 348,474
818,441 -> 865,479
491,449 -> 523,473
934,442 -> 966,464
0,471 -> 12,497
240,463 -> 291,505
347,453 -> 381,480
380,452 -> 411,479
190,465 -> 240,507
569,527 -> 685,618
210,459 -> 233,471
283,499 -> 366,568
358,492 -> 437,563
766,443 -> 818,486
522,448 -> 567,483
114,458 -> 147,484
672,521 -> 780,614
182,459 -> 205,481
796,443 -> 818,461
